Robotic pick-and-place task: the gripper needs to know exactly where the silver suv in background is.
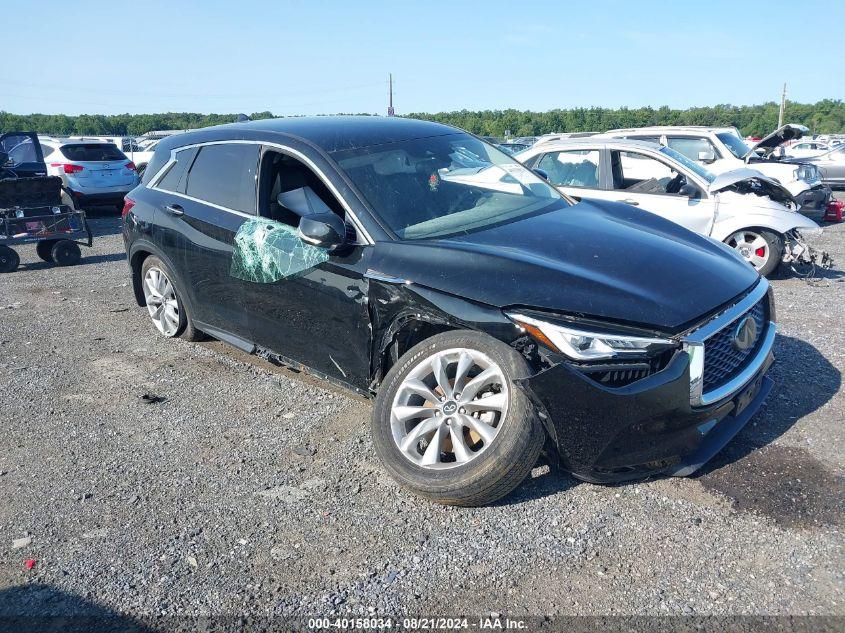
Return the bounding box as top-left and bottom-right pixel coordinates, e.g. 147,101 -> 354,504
41,139 -> 140,210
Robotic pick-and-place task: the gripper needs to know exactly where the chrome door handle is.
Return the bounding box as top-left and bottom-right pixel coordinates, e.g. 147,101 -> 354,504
164,203 -> 184,216
621,199 -> 639,206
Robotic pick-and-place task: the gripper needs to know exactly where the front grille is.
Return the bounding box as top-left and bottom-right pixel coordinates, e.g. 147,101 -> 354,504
703,299 -> 767,392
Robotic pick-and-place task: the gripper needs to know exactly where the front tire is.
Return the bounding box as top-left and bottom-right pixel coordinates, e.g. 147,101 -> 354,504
725,228 -> 783,277
140,255 -> 204,340
372,330 -> 544,506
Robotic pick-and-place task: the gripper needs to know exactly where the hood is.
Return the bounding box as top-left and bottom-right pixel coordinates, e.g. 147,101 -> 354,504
709,168 -> 796,205
749,124 -> 809,157
369,200 -> 759,333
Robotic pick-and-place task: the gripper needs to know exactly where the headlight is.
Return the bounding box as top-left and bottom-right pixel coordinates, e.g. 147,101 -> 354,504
506,312 -> 677,360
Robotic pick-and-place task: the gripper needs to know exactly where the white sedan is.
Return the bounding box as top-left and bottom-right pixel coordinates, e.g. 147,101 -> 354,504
516,138 -> 821,276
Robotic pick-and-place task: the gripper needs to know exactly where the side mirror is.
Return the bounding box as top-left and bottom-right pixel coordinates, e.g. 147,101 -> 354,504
0,151 -> 9,166
678,183 -> 701,199
533,168 -> 549,181
297,212 -> 347,251
697,150 -> 716,163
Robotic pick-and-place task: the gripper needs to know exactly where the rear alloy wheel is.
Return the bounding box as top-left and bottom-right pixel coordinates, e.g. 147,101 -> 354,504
372,330 -> 544,506
725,229 -> 783,277
142,264 -> 182,337
50,240 -> 82,266
0,246 -> 20,273
139,256 -> 204,340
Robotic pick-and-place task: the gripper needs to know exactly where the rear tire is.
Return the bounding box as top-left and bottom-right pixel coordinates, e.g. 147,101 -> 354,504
140,255 -> 204,341
0,246 -> 19,273
36,240 -> 57,262
371,330 -> 545,506
51,240 -> 81,266
725,228 -> 783,277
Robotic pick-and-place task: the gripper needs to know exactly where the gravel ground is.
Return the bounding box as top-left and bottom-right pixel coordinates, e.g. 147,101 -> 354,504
0,203 -> 843,624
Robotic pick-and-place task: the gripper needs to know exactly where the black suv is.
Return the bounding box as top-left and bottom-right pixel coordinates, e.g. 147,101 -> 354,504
123,117 -> 775,506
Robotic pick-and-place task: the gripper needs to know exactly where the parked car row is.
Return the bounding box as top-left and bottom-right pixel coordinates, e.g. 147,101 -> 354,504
0,132 -> 142,210
123,116 -> 782,507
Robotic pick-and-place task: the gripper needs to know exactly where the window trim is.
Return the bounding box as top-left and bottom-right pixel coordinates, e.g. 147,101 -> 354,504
147,139 -> 374,245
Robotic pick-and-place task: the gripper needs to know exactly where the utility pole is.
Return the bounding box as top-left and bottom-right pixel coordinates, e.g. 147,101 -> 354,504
778,83 -> 787,128
387,73 -> 395,117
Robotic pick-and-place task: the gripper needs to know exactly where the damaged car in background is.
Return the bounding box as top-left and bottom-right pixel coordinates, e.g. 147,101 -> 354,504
516,138 -> 831,276
124,117 -> 776,506
599,124 -> 832,213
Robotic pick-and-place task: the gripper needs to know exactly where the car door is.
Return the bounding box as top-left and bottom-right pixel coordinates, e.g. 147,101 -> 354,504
151,142 -> 260,344
239,147 -> 373,391
0,132 -> 46,177
586,149 -> 716,235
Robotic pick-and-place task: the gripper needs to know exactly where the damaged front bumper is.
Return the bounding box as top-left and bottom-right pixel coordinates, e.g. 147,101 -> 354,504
521,338 -> 775,484
783,229 -> 833,271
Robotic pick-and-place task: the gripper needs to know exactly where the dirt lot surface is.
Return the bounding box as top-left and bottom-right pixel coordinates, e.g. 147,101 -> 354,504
0,203 -> 843,625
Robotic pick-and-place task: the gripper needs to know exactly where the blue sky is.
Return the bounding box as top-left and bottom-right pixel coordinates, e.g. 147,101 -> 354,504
4,0 -> 843,115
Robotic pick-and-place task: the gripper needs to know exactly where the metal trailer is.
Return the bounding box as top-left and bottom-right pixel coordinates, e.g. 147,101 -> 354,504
0,176 -> 93,273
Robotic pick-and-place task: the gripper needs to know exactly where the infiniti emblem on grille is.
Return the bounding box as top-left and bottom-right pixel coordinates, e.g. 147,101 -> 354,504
732,316 -> 757,351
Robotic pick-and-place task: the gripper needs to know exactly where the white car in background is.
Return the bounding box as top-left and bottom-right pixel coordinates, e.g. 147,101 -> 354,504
782,140 -> 834,158
516,138 -> 822,276
597,124 -> 830,212
125,139 -> 160,176
40,139 -> 140,210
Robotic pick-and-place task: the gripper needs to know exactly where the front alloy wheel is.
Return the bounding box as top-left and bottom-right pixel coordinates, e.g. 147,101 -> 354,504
725,229 -> 782,277
390,348 -> 509,469
143,266 -> 181,336
372,330 -> 544,506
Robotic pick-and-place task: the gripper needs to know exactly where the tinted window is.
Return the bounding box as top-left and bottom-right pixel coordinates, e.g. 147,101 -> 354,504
1,135 -> 40,164
715,131 -> 752,159
537,150 -> 600,188
667,136 -> 719,161
185,144 -> 259,213
156,147 -> 197,193
60,143 -> 126,162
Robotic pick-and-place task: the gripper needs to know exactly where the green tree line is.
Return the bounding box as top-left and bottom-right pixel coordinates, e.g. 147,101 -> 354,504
1,100 -> 843,137
408,100 -> 845,138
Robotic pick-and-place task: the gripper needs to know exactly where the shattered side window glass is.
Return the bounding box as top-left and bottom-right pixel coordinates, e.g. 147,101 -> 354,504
230,217 -> 329,283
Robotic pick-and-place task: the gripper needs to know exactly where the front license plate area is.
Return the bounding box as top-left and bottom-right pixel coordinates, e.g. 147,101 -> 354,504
734,374 -> 763,417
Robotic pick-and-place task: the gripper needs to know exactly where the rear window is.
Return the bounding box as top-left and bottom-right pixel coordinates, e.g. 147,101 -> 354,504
60,143 -> 126,162
184,143 -> 259,213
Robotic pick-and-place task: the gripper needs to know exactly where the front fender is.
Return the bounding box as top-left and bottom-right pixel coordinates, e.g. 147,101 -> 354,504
367,278 -> 519,387
711,211 -> 820,242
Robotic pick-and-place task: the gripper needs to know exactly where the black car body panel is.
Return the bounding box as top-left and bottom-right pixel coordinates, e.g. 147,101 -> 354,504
368,199 -> 758,333
525,347 -> 773,481
123,116 -> 775,484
